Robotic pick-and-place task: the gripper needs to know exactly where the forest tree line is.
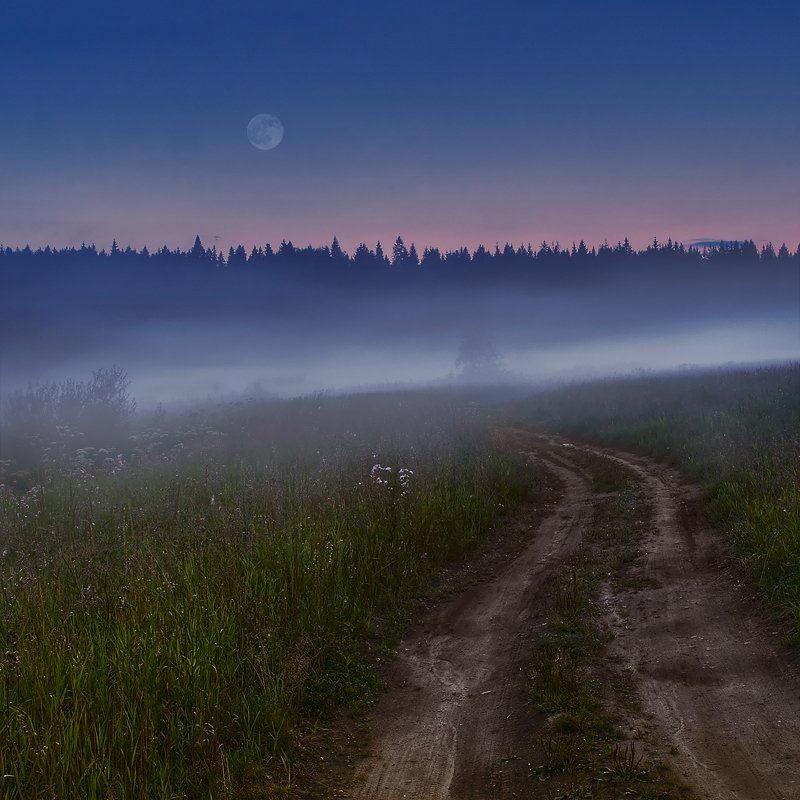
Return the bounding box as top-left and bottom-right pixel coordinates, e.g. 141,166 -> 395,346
2,235 -> 799,271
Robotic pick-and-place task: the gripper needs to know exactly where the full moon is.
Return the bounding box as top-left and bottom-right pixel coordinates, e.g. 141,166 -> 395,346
246,114 -> 284,151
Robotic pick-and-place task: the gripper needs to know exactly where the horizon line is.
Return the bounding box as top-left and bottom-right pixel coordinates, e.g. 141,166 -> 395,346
3,234 -> 799,256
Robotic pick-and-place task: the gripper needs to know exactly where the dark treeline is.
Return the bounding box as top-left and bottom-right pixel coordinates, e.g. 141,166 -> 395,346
2,230 -> 797,400
2,235 -> 799,273
3,232 -> 797,394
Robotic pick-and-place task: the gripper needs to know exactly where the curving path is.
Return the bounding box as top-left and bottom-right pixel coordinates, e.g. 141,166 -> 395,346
348,432 -> 800,799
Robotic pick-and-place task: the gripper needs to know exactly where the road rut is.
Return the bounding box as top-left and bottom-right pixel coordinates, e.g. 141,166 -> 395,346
351,452 -> 592,799
593,445 -> 800,799
348,434 -> 800,799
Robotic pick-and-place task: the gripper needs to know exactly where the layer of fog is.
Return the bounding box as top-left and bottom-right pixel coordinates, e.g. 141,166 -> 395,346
6,318 -> 797,407
3,270 -> 798,405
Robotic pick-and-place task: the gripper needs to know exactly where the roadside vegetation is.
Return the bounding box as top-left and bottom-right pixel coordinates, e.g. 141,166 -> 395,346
0,378 -> 529,798
521,363 -> 800,639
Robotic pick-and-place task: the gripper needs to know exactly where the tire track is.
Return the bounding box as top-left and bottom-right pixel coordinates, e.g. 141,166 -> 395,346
350,452 -> 593,799
580,444 -> 800,800
348,434 -> 800,799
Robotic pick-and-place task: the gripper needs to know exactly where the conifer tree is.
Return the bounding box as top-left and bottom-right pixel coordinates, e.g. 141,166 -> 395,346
392,236 -> 408,265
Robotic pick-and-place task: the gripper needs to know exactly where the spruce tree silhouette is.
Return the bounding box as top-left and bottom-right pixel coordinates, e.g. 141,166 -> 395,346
330,236 -> 347,263
392,236 -> 408,266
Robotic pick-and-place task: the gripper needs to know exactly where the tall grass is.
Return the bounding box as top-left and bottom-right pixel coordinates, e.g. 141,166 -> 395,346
0,389 -> 528,798
521,363 -> 800,636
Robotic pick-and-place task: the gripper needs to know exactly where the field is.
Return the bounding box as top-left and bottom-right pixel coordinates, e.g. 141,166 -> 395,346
519,363 -> 800,638
0,386 -> 528,798
1,363 -> 798,798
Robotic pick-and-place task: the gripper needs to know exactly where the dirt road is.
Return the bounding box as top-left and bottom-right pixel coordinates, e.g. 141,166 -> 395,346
594,446 -> 800,799
347,432 -> 800,800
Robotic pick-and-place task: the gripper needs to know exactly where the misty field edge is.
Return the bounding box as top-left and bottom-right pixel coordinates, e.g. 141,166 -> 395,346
0,394 -> 532,798
517,363 -> 800,639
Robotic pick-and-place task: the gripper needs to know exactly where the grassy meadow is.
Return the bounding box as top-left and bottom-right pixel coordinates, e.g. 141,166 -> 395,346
2,362 -> 797,797
0,383 -> 529,798
520,363 -> 800,638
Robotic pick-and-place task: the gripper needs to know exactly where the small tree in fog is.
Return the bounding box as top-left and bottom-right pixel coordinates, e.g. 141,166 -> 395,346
455,335 -> 506,382
82,367 -> 135,440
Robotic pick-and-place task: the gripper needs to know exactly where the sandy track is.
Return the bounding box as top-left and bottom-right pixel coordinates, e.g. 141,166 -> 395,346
348,435 -> 800,799
350,452 -> 593,799
591,446 -> 800,800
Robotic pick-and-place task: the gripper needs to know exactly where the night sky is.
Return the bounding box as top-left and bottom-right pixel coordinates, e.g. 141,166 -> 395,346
2,0 -> 798,252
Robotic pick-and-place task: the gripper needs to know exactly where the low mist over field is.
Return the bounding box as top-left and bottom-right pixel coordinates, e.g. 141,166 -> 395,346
2,239 -> 798,402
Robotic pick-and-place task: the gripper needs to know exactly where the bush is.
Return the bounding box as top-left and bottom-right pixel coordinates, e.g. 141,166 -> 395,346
1,367 -> 134,482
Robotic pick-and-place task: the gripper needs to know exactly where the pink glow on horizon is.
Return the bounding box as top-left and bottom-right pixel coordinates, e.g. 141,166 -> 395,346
6,214 -> 800,256
3,177 -> 798,255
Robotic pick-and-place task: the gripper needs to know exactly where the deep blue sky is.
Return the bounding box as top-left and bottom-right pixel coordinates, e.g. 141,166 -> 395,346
2,0 -> 798,252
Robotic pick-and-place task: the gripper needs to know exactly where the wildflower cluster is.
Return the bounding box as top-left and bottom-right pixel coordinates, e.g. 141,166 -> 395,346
398,467 -> 414,495
370,464 -> 414,495
370,463 -> 392,486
